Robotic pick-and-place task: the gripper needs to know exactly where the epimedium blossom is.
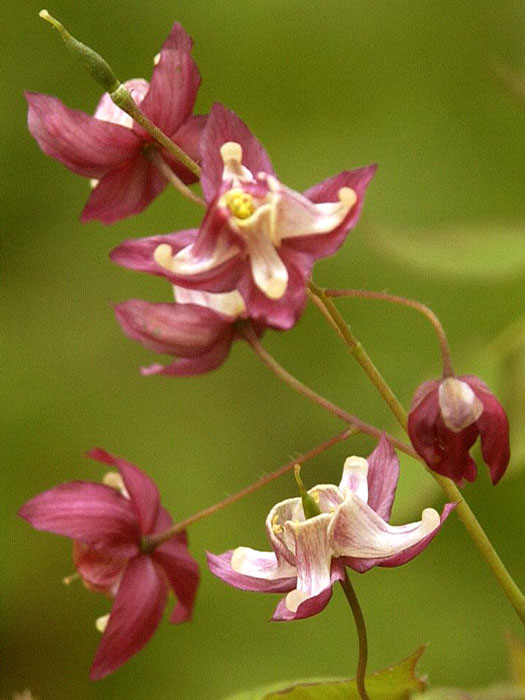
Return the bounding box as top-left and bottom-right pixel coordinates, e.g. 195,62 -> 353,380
26,23 -> 205,224
207,436 -> 454,621
18,449 -> 199,680
111,103 -> 376,329
114,284 -> 249,376
407,375 -> 510,485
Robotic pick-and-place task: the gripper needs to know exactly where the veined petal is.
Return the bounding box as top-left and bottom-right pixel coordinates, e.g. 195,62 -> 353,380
114,300 -> 231,356
80,157 -> 166,224
200,103 -> 275,202
26,92 -> 140,178
283,513 -> 333,613
246,230 -> 289,300
90,555 -> 167,680
111,230 -> 196,274
265,497 -> 302,565
165,114 -> 207,182
364,435 -> 400,521
86,449 -> 160,536
153,538 -> 200,623
329,493 -> 441,559
18,482 -> 139,558
174,286 -> 246,318
338,456 -> 369,503
272,560 -> 345,621
207,551 -> 296,593
231,547 -> 297,580
274,182 -> 357,243
141,332 -> 234,377
138,23 -> 201,137
158,236 -> 241,278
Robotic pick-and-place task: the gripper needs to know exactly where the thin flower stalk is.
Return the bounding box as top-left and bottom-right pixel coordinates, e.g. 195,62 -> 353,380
308,281 -> 525,625
339,572 -> 370,700
324,288 -> 454,377
145,428 -> 356,549
145,149 -> 206,207
239,323 -> 418,458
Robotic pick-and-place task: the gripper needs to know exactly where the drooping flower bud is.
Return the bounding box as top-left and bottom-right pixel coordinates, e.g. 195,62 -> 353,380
407,375 -> 510,485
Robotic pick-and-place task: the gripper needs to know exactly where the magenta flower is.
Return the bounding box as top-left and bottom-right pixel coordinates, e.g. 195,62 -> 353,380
407,375 -> 510,485
26,23 -> 205,224
111,103 -> 376,329
114,286 -> 246,376
208,436 -> 453,621
18,449 -> 199,680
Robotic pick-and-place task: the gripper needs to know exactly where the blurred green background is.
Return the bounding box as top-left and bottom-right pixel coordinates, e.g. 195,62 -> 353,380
2,0 -> 525,697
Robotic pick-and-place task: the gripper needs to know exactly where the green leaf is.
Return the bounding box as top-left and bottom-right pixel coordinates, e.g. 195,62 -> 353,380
415,683 -> 525,699
367,225 -> 525,281
224,646 -> 426,700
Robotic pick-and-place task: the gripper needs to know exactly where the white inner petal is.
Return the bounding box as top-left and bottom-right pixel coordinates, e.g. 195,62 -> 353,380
174,286 -> 246,317
339,456 -> 369,502
438,377 -> 484,432
231,547 -> 296,580
246,232 -> 288,299
154,238 -> 240,277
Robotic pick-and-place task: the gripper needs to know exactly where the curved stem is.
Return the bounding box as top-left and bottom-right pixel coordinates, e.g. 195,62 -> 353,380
340,572 -> 370,700
240,324 -> 418,459
325,288 -> 454,377
145,150 -> 206,207
145,429 -> 354,549
309,280 -> 525,625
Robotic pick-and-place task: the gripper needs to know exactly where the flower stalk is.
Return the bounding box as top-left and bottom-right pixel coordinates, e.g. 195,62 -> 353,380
145,428 -> 355,549
339,572 -> 371,700
144,149 -> 206,207
308,280 -> 525,625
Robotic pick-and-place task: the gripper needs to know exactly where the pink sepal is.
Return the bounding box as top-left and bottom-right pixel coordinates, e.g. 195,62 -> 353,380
25,92 -> 140,178
200,103 -> 275,202
153,538 -> 200,623
364,434 -> 399,521
90,556 -> 167,680
141,333 -> 234,377
87,448 -> 160,535
18,481 -> 139,558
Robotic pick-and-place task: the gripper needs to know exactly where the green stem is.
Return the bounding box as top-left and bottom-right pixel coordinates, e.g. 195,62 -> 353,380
309,280 -> 525,625
145,428 -> 354,550
240,324 -> 417,459
145,149 -> 205,207
324,287 -> 454,377
339,572 -> 371,700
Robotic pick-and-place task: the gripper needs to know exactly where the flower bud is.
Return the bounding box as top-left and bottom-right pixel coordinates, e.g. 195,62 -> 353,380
407,375 -> 510,485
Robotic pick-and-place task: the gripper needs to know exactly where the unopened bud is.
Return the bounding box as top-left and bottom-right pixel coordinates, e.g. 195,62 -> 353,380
39,10 -> 120,93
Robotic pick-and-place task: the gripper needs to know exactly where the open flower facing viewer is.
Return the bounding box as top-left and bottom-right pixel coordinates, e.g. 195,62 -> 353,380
208,436 -> 454,620
111,104 -> 376,330
18,450 -> 199,680
26,23 -> 205,223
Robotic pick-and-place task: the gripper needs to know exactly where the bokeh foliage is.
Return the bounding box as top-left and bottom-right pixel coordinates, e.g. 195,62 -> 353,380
2,0 -> 524,698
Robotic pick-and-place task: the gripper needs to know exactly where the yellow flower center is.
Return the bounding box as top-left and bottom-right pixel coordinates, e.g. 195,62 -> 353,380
224,189 -> 255,220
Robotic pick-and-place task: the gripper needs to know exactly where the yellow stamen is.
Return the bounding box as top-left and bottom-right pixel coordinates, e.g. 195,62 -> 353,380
224,189 -> 255,220
153,243 -> 174,271
63,572 -> 80,585
272,514 -> 282,534
96,613 -> 110,633
153,52 -> 161,66
311,490 -> 320,504
102,471 -> 127,497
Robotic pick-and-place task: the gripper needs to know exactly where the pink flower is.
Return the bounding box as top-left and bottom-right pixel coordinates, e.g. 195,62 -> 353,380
407,375 -> 510,485
26,23 -> 205,224
18,449 -> 199,680
111,103 -> 376,329
207,436 -> 453,621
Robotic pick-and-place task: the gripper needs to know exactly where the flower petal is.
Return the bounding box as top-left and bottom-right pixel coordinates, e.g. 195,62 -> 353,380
110,230 -> 198,276
141,332 -> 234,377
200,103 -> 275,202
364,435 -> 400,521
26,92 -> 140,178
464,376 -> 511,485
207,550 -> 296,593
246,230 -> 289,300
265,496 -> 302,566
90,555 -> 167,680
86,449 -> 160,536
329,492 -> 441,559
272,560 -> 345,621
163,114 -> 207,182
114,300 -> 232,356
174,286 -> 246,317
18,482 -> 139,557
80,157 -> 166,224
138,23 -> 201,138
282,513 -> 333,613
153,538 -> 200,623
338,456 -> 369,503
94,79 -> 149,128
